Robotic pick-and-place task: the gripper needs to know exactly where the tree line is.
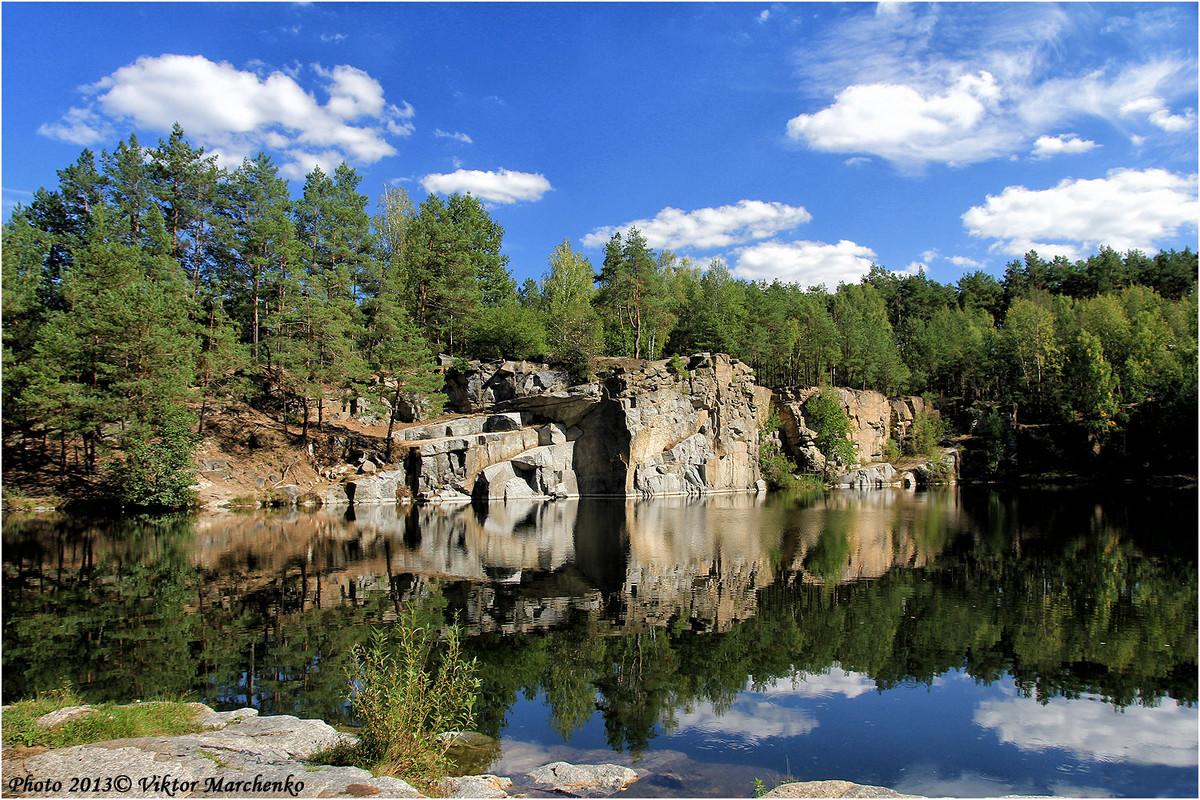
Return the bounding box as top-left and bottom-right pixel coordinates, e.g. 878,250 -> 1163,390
3,126 -> 1196,503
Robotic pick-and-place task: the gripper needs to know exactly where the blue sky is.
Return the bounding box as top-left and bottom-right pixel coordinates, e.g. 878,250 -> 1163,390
3,2 -> 1197,289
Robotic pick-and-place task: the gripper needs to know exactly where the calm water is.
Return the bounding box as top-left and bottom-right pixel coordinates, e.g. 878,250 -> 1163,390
3,488 -> 1196,797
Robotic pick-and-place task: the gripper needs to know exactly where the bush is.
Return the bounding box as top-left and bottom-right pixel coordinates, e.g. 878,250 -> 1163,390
759,440 -> 799,490
106,406 -> 198,509
803,389 -> 858,471
339,608 -> 480,790
905,408 -> 948,459
667,354 -> 688,378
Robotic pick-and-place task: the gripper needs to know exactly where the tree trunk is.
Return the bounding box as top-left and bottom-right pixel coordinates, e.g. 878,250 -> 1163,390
385,385 -> 401,463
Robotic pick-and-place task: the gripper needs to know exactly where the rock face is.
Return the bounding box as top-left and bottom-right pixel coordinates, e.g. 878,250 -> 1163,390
772,388 -> 937,472
344,354 -> 767,503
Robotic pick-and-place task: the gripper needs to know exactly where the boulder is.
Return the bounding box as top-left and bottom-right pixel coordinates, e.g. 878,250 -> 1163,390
762,780 -> 915,798
526,762 -> 641,795
34,706 -> 97,728
441,774 -> 513,798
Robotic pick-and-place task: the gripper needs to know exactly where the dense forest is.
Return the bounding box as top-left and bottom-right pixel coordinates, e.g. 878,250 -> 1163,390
3,126 -> 1197,504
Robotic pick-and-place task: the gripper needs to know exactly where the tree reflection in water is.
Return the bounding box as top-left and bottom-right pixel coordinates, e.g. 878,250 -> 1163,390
3,489 -> 1195,767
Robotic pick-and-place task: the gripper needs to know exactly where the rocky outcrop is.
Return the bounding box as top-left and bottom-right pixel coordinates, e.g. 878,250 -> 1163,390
772,388 -> 941,475
327,354 -> 766,504
312,359 -> 963,507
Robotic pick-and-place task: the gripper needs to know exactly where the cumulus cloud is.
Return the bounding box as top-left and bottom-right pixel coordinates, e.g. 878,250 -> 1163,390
787,72 -> 1014,169
975,694 -> 1198,767
37,54 -> 413,179
732,239 -> 878,287
420,168 -> 552,203
787,4 -> 1196,169
1031,134 -> 1098,159
582,200 -> 812,251
962,168 -> 1199,258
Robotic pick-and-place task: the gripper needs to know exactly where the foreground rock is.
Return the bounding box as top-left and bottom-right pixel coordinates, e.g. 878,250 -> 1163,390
2,705 -> 653,798
526,761 -> 641,795
3,706 -> 425,798
762,780 -> 917,798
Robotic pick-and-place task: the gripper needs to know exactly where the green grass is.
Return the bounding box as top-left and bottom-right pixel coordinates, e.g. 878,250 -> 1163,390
2,685 -> 205,749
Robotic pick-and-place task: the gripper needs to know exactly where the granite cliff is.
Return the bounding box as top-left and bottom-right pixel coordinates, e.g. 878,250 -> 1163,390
320,353 -> 768,505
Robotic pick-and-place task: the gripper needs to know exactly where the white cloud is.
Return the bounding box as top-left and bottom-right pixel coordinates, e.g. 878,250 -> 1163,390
732,239 -> 877,287
420,168 -> 552,204
757,9 -> 770,24
962,168 -> 1199,258
434,129 -> 473,144
763,668 -> 876,699
672,668 -> 874,743
786,72 -> 1014,170
581,200 -> 811,251
787,4 -> 1196,169
1119,96 -> 1196,132
1031,134 -> 1098,159
948,255 -> 986,269
38,54 -> 413,179
673,697 -> 818,742
975,694 -> 1198,767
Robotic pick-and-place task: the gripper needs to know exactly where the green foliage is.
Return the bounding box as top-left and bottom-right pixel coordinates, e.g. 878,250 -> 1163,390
3,124 -> 1197,500
106,407 -> 199,509
667,353 -> 688,377
466,303 -> 548,361
803,389 -> 859,471
905,408 -> 947,459
759,439 -> 799,490
338,610 -> 480,790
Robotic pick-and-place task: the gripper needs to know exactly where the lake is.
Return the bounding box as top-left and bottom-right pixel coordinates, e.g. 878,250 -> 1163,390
3,487 -> 1196,797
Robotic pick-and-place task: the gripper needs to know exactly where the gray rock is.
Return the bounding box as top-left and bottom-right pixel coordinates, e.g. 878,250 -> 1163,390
503,476 -> 539,501
442,774 -> 513,798
484,413 -> 524,432
762,780 -> 916,798
35,706 -> 97,728
526,762 -> 640,795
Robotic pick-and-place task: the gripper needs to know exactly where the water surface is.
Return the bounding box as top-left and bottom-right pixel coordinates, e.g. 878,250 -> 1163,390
3,488 -> 1195,797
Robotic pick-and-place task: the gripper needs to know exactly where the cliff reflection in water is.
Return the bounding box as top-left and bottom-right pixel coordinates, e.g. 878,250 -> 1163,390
190,491 -> 967,636
2,488 -> 1195,762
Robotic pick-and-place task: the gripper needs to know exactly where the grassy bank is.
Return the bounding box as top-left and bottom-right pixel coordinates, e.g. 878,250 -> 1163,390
2,685 -> 204,749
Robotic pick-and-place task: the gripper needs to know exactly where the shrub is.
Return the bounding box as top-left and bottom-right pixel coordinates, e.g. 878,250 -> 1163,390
338,608 -> 480,790
106,406 -> 198,509
467,304 -> 547,361
759,439 -> 799,490
803,389 -> 858,471
667,354 -> 688,378
905,408 -> 948,459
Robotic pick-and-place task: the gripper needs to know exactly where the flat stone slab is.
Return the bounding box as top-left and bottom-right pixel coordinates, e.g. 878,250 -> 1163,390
762,780 -> 917,798
2,706 -> 423,798
526,762 -> 640,795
